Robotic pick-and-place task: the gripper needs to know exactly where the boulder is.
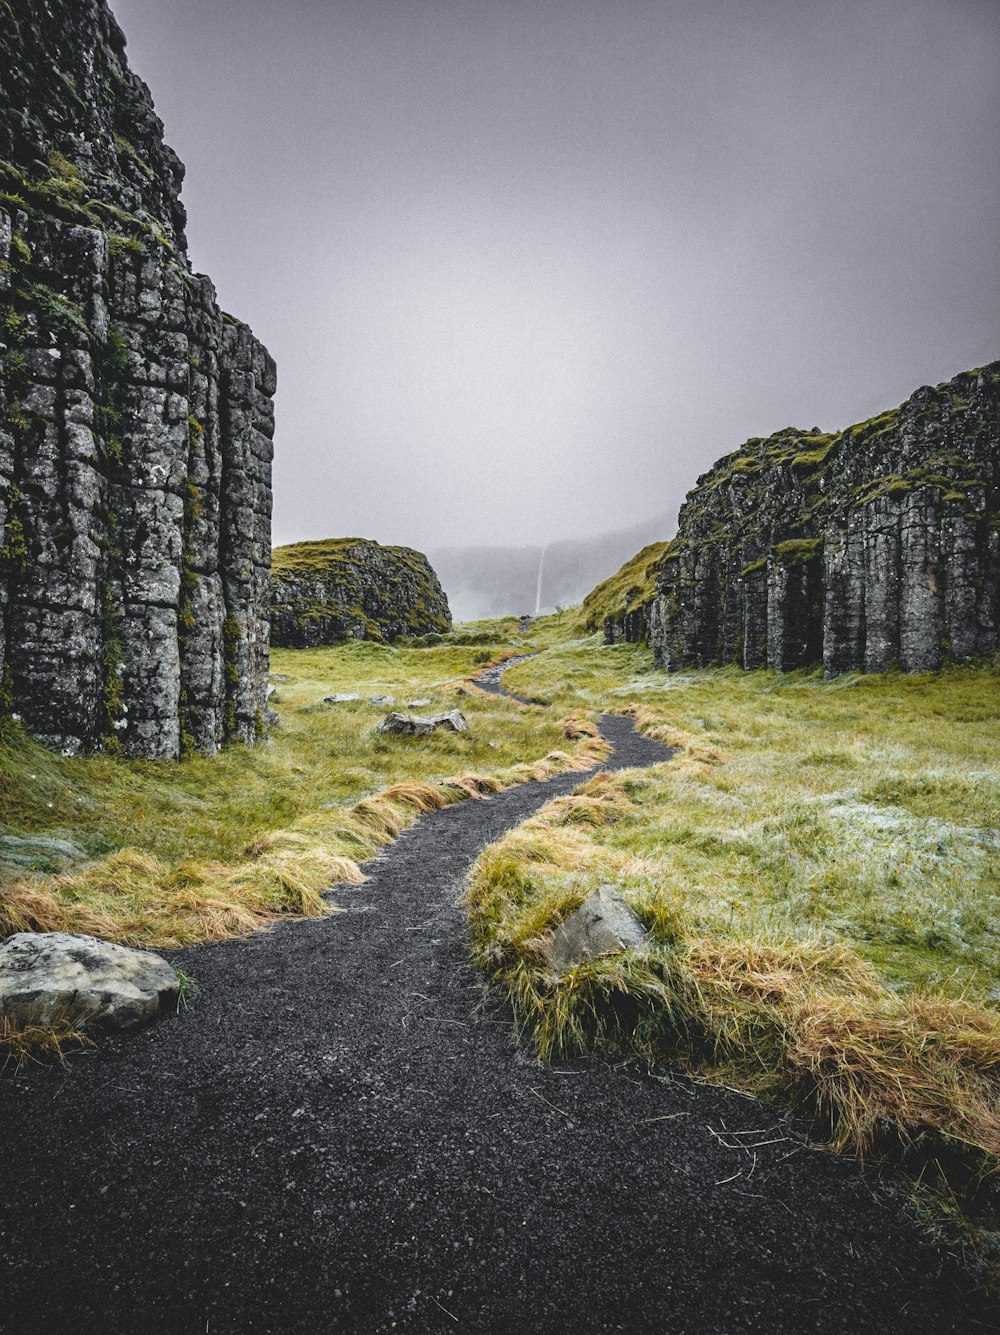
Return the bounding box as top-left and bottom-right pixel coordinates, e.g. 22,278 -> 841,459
0,932 -> 180,1031
407,698 -> 432,707
322,693 -> 360,704
434,710 -> 470,733
547,886 -> 648,972
378,710 -> 470,736
368,694 -> 396,706
597,365 -> 1000,677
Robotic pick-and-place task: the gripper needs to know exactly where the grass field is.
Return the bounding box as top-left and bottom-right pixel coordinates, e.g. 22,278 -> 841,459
499,625 -> 1000,1000
2,611 -> 998,1221
0,626 -> 604,949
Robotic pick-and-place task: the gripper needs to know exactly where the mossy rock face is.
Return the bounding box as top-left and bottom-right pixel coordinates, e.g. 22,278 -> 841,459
0,0 -> 275,760
270,538 -> 453,649
586,361 -> 1000,675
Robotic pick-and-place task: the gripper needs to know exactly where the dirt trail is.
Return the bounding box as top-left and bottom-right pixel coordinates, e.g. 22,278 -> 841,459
0,667 -> 994,1333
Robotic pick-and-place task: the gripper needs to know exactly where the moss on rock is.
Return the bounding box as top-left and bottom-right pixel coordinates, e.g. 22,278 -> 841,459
270,538 -> 452,649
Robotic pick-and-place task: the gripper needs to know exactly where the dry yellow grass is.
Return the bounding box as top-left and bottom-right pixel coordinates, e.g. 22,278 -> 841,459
0,1013 -> 93,1067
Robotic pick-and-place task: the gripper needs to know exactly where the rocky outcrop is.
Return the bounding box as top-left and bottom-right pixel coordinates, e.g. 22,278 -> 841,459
378,709 -> 469,736
599,364 -> 999,675
0,0 -> 274,758
270,539 -> 452,648
0,931 -> 179,1031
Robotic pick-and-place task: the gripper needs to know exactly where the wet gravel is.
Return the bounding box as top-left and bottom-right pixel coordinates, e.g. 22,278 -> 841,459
0,714 -> 995,1334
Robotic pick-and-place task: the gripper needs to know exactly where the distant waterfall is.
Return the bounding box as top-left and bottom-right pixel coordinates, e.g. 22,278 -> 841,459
534,543 -> 549,615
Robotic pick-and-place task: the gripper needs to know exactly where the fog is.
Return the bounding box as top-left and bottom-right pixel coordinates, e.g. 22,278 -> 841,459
111,0 -> 999,553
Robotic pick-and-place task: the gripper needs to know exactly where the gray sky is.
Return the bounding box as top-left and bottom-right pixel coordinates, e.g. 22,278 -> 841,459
111,0 -> 999,552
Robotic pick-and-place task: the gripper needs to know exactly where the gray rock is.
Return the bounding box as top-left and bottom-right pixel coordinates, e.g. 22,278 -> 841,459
378,713 -> 433,735
378,709 -> 469,736
322,693 -> 360,704
266,709 -> 280,728
0,835 -> 89,872
407,698 -> 432,708
269,539 -> 452,650
0,932 -> 179,1031
433,709 -> 470,733
368,694 -> 396,706
270,674 -> 290,682
547,886 -> 648,973
0,2 -> 274,761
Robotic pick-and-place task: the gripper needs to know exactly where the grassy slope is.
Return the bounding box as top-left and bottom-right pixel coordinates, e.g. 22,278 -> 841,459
579,540 -> 672,631
0,628 -> 605,947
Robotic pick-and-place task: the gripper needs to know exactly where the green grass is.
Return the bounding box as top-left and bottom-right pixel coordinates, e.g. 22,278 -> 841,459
580,540 -> 672,631
499,636 -> 1000,999
272,536 -> 432,578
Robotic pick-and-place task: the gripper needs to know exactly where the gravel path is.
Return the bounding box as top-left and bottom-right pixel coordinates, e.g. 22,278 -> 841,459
0,695 -> 995,1333
471,652 -> 543,705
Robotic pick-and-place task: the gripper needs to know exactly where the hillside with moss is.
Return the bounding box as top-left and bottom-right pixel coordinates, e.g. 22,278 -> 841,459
581,540 -> 673,639
597,362 -> 1000,675
270,538 -> 452,647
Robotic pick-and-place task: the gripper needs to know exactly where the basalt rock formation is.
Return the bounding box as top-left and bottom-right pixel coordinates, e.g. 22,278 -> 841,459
597,363 -> 1000,674
270,539 -> 452,648
0,0 -> 275,758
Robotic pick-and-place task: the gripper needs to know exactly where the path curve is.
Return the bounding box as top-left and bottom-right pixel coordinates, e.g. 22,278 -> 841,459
472,652 -> 543,706
0,702 -> 994,1333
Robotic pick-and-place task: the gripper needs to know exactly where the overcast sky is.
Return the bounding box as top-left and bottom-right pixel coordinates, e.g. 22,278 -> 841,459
110,0 -> 999,552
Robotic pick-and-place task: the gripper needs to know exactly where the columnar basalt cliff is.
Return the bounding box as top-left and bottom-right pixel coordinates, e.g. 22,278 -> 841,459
271,539 -> 452,648
0,0 -> 274,757
597,364 -> 1000,675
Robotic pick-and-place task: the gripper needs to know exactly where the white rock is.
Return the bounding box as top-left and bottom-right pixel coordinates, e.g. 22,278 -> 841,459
0,932 -> 180,1031
322,693 -> 360,704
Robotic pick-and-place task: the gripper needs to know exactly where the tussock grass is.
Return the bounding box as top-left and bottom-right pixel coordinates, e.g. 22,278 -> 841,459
0,733 -> 608,949
466,811 -> 1000,1177
559,712 -> 601,740
501,644 -> 1000,999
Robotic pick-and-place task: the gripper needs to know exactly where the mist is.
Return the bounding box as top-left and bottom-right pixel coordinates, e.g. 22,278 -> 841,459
110,0 -> 999,553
